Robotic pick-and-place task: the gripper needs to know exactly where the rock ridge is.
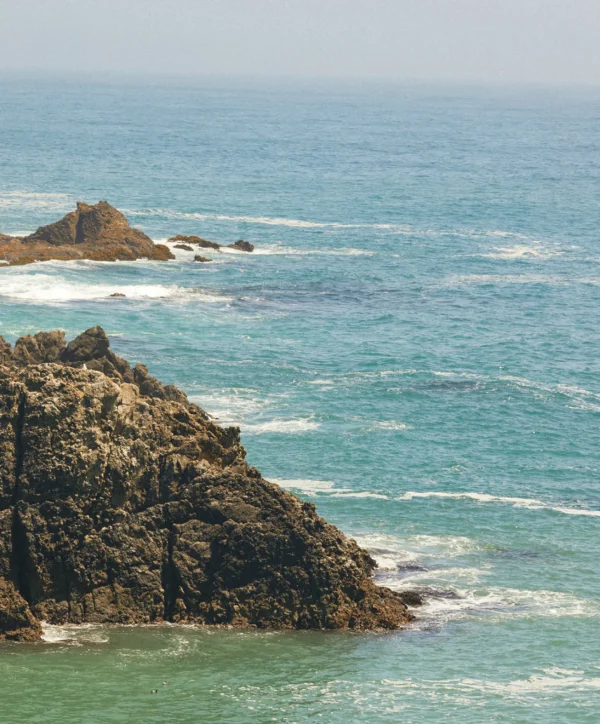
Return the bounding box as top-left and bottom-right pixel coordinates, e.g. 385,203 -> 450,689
0,327 -> 412,640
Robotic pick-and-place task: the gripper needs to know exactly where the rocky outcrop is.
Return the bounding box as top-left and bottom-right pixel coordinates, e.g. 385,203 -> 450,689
194,256 -> 212,263
0,202 -> 175,266
0,328 -> 412,640
168,235 -> 255,253
168,235 -> 221,251
228,240 -> 255,253
0,579 -> 42,642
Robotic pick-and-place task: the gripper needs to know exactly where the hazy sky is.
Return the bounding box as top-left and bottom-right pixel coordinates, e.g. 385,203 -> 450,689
1,0 -> 599,85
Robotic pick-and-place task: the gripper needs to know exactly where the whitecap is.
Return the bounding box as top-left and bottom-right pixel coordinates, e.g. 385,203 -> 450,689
482,244 -> 563,260
0,190 -> 73,213
368,420 -> 409,431
189,388 -> 285,427
0,271 -> 233,304
398,491 -> 600,518
444,273 -> 600,287
41,622 -> 109,645
412,586 -> 598,624
241,417 -> 320,434
268,479 -> 346,495
352,533 -> 481,572
329,491 -> 389,499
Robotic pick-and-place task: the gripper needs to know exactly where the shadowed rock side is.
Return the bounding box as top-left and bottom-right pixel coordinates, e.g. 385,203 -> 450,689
0,328 -> 412,640
0,201 -> 174,265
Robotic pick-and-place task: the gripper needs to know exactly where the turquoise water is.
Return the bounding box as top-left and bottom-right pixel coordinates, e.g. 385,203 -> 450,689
1,76 -> 599,722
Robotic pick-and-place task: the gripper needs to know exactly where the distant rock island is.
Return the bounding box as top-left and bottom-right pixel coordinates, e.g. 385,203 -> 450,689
0,202 -> 255,266
0,328 -> 412,641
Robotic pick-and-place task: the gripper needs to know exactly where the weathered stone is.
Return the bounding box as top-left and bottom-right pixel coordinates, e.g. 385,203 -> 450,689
193,256 -> 212,263
0,328 -> 412,638
0,579 -> 42,642
168,235 -> 221,251
0,202 -> 175,266
227,240 -> 254,252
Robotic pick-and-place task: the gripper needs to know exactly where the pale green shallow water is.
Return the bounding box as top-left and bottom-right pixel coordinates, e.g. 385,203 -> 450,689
0,76 -> 599,722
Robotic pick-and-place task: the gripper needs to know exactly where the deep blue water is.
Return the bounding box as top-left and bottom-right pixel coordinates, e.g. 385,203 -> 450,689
0,75 -> 599,723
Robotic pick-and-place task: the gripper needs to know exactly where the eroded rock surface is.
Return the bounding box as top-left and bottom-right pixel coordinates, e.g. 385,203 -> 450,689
0,202 -> 174,265
0,328 -> 412,640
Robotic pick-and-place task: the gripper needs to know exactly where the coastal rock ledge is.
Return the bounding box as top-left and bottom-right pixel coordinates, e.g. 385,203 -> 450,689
0,328 -> 412,641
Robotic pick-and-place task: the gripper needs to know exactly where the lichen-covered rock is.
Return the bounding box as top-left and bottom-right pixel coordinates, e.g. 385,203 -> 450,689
0,202 -> 175,266
0,328 -> 412,637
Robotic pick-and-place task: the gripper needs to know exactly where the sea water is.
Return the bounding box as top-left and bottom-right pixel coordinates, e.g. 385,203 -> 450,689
0,75 -> 599,723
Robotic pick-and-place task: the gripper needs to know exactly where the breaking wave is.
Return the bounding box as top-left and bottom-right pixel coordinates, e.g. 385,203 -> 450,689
0,272 -> 233,304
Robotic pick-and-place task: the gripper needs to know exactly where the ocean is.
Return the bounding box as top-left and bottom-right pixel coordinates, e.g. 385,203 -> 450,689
0,75 -> 599,723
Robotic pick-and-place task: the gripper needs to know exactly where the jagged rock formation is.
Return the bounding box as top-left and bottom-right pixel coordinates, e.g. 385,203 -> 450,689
0,328 -> 412,641
0,202 -> 174,265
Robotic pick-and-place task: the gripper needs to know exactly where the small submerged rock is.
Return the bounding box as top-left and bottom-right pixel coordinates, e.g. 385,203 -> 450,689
109,293 -> 126,298
173,244 -> 194,251
193,255 -> 212,263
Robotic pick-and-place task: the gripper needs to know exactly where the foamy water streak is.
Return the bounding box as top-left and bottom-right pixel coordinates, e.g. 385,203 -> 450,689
0,272 -> 232,304
482,244 -> 563,260
398,491 -> 600,517
242,417 -> 321,434
0,190 -> 74,213
42,622 -> 109,645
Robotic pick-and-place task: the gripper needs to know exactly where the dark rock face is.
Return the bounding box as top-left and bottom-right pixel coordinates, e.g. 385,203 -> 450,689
0,202 -> 175,266
168,235 -> 221,251
0,579 -> 42,642
193,256 -> 212,263
0,329 -> 412,640
174,244 -> 194,252
228,240 -> 255,253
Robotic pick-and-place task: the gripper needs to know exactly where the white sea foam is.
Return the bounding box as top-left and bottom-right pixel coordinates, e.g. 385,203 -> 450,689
353,533 -> 481,571
445,273 -> 600,287
126,207 -> 391,230
0,271 -> 233,304
241,416 -> 320,434
482,244 -> 563,260
379,667 -> 600,699
329,491 -> 389,499
0,190 -> 73,213
414,586 -> 598,624
268,478 -> 345,495
398,491 -> 600,517
41,622 -> 109,645
427,370 -> 600,411
368,420 -> 409,431
189,389 -> 284,427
